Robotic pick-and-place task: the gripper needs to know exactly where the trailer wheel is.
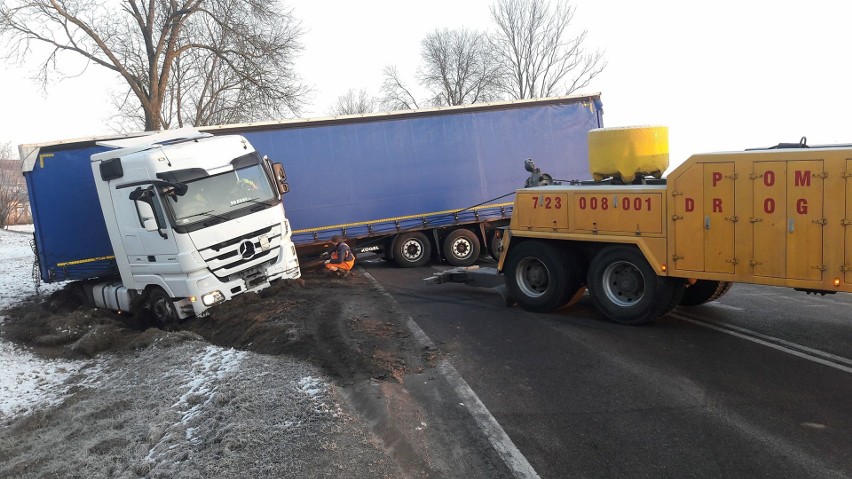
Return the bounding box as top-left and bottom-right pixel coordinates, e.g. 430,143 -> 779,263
679,280 -> 733,307
504,241 -> 581,313
394,232 -> 431,267
443,229 -> 480,266
148,287 -> 179,330
587,246 -> 681,325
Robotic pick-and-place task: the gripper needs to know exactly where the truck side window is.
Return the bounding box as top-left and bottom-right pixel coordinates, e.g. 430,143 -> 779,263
135,197 -> 156,229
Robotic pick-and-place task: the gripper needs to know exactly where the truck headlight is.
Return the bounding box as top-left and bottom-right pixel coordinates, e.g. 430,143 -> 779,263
201,290 -> 225,306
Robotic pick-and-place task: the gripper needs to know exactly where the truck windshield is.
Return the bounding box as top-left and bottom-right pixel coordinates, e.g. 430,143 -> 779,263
165,163 -> 277,225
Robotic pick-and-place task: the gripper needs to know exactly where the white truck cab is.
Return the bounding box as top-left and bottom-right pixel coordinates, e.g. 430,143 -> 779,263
89,128 -> 300,326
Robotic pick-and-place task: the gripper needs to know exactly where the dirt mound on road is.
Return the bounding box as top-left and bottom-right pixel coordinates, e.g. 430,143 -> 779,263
183,273 -> 429,385
1,273 -> 430,386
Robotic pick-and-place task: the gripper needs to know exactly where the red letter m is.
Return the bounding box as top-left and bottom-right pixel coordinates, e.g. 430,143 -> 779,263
794,170 -> 811,187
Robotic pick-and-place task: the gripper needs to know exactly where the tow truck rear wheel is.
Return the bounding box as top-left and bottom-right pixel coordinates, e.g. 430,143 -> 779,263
504,241 -> 582,313
443,229 -> 480,266
148,287 -> 179,330
394,232 -> 431,267
587,246 -> 683,325
679,280 -> 733,306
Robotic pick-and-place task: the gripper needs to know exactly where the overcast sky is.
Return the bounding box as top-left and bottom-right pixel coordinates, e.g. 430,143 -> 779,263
2,0 -> 850,170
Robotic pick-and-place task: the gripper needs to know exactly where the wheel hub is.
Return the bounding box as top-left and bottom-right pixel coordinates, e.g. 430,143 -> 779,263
403,241 -> 422,259
602,261 -> 644,306
453,239 -> 471,257
616,274 -> 639,293
517,258 -> 549,297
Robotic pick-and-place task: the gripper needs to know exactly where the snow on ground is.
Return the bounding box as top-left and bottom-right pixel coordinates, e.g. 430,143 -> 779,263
0,224 -> 336,432
0,224 -> 57,306
0,225 -> 94,420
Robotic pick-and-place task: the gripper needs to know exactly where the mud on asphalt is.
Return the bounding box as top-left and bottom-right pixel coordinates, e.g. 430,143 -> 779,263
0,270 -> 481,478
1,273 -> 435,382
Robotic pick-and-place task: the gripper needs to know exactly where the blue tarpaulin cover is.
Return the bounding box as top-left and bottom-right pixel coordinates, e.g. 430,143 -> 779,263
24,95 -> 603,282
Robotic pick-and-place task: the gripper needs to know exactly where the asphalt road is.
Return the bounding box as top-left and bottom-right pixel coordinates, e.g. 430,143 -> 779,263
362,258 -> 852,479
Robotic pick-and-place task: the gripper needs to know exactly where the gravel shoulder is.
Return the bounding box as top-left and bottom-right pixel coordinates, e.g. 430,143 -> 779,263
0,272 -> 444,478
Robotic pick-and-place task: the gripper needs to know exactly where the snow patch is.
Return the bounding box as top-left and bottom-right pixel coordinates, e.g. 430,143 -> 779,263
0,225 -> 96,422
0,338 -> 99,419
298,375 -> 326,397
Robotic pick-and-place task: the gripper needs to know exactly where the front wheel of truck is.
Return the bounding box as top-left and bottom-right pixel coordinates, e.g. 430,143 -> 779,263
504,241 -> 581,313
148,287 -> 179,330
587,246 -> 683,325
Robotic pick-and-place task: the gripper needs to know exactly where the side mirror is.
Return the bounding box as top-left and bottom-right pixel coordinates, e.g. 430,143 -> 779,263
143,218 -> 158,232
273,162 -> 289,194
129,187 -> 146,201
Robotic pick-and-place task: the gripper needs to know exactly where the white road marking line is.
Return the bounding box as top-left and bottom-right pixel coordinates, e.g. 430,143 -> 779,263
671,312 -> 852,374
705,302 -> 745,311
361,269 -> 540,479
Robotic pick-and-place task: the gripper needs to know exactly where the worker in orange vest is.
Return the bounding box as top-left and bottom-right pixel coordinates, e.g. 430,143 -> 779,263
323,235 -> 356,276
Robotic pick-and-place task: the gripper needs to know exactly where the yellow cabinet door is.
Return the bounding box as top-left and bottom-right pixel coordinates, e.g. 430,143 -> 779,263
845,160 -> 852,285
752,162 -> 787,278
672,163 -> 704,271
704,163 -> 735,273
785,161 -> 824,281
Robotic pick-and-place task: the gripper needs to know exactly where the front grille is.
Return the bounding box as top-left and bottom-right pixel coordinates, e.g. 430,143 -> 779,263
197,227 -> 283,281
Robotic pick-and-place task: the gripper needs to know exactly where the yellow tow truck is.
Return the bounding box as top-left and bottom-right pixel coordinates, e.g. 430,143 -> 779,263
433,126 -> 852,325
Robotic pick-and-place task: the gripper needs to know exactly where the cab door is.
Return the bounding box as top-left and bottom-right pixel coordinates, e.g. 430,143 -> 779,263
113,178 -> 180,282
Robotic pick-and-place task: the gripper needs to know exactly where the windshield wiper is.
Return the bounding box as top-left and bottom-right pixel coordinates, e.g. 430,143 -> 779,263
179,209 -> 230,224
118,179 -> 188,196
229,198 -> 274,210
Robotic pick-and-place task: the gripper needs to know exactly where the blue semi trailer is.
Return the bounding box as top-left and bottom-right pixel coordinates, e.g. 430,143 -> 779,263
21,94 -> 603,281
203,94 -> 603,267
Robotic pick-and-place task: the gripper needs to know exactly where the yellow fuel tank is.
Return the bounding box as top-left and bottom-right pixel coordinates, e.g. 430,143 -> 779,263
588,126 -> 669,183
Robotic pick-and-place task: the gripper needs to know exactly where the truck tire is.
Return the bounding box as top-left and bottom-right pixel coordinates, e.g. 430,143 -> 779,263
587,246 -> 682,325
148,287 -> 179,330
394,232 -> 431,267
679,280 -> 733,307
443,229 -> 480,266
489,232 -> 502,261
504,241 -> 582,313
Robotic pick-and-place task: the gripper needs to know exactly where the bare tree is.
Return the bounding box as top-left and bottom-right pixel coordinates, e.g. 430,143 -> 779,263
0,142 -> 28,228
329,89 -> 377,116
380,65 -> 421,111
490,0 -> 606,99
419,28 -> 503,106
0,0 -> 307,131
